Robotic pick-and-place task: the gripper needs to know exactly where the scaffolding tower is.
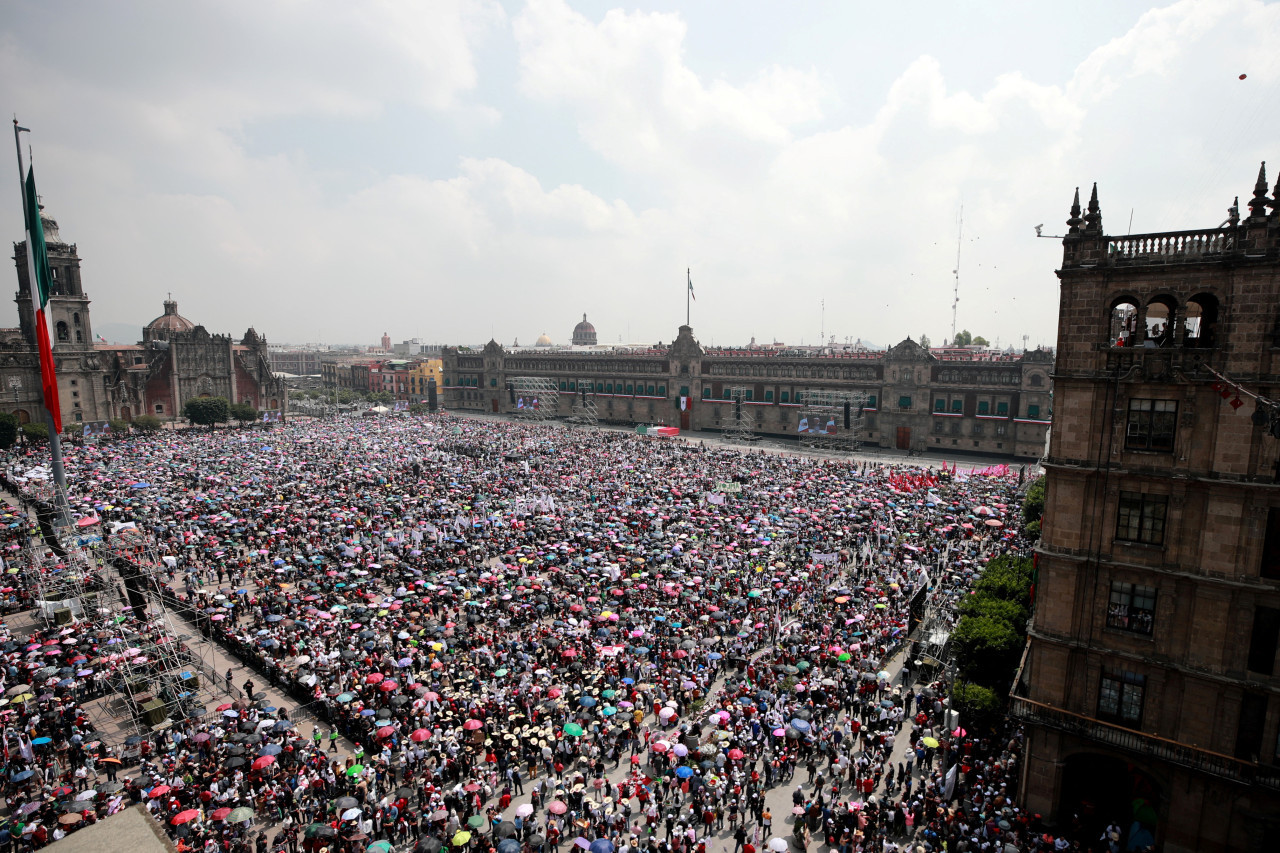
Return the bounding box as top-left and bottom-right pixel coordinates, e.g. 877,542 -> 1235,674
797,388 -> 868,453
721,386 -> 757,443
509,377 -> 560,421
569,382 -> 598,428
96,528 -> 229,736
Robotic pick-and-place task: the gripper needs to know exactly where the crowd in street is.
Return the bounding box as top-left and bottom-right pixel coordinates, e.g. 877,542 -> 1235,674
0,415 -> 1086,853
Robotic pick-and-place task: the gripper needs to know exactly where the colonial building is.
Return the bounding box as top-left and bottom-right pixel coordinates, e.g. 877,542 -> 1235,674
440,324 -> 1051,458
1014,169 -> 1280,851
6,204 -> 286,426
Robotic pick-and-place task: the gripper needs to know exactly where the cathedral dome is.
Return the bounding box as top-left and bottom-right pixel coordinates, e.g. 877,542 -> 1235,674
535,332 -> 553,347
144,299 -> 195,341
571,313 -> 597,346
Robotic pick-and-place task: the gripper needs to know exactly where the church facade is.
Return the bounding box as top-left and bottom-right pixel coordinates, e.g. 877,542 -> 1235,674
6,204 -> 286,427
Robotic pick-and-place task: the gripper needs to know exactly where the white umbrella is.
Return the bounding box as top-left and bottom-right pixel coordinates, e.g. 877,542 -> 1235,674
768,839 -> 790,852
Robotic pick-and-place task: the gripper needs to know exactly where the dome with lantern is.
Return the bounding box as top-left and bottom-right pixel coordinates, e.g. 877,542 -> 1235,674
571,313 -> 597,346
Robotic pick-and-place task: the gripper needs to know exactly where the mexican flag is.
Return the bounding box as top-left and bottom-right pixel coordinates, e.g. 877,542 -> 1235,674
21,166 -> 61,433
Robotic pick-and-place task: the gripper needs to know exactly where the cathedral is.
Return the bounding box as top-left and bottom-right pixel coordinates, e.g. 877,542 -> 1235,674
2,203 -> 286,427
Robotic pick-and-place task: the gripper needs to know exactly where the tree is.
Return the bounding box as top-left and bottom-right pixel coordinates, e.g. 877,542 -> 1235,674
951,614 -> 1022,689
972,336 -> 989,347
21,422 -> 48,444
0,413 -> 18,450
132,415 -> 163,433
950,681 -> 1002,734
183,396 -> 230,428
919,334 -> 932,349
953,330 -> 972,346
65,423 -> 85,439
369,391 -> 394,406
108,419 -> 132,435
229,402 -> 259,425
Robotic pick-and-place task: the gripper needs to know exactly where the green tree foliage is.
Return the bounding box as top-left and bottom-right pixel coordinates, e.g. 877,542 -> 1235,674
0,413 -> 19,449
972,336 -> 989,346
229,402 -> 259,425
953,330 -> 972,346
65,423 -> 85,439
408,404 -> 429,415
959,592 -> 1029,634
21,422 -> 48,443
1023,476 -> 1046,524
951,614 -> 1022,688
950,681 -> 1002,732
132,415 -> 162,433
918,334 -> 932,349
369,391 -> 394,406
108,419 -> 131,434
972,554 -> 1034,608
184,396 -> 230,428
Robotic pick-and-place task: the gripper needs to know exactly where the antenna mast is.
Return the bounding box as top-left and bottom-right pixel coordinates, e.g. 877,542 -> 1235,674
951,205 -> 963,344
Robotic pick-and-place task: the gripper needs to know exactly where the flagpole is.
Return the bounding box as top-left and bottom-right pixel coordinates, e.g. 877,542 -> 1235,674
12,119 -> 73,531
686,268 -> 690,326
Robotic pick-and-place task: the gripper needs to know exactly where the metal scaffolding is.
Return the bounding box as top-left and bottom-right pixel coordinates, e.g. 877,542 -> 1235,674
96,528 -> 229,736
569,382 -> 598,428
797,388 -> 868,453
510,377 -> 560,421
721,386 -> 758,444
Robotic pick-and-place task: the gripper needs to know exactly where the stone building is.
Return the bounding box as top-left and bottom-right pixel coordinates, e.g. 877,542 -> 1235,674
5,204 -> 286,427
441,324 -> 1051,458
571,314 -> 597,346
1014,169 -> 1280,851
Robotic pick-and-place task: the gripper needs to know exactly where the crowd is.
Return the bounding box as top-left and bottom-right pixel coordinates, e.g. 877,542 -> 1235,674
0,415 -> 1087,853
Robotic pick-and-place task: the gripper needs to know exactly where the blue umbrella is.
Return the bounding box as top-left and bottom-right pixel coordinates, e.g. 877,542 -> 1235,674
707,653 -> 722,660
273,720 -> 293,732
30,737 -> 51,745
498,841 -> 521,853
580,697 -> 597,708
260,744 -> 283,756
675,766 -> 694,779
361,709 -> 376,716
11,770 -> 33,781
790,719 -> 811,733
589,841 -> 615,853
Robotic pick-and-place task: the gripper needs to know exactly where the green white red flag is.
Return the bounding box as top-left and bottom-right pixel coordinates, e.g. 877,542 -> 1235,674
22,165 -> 61,433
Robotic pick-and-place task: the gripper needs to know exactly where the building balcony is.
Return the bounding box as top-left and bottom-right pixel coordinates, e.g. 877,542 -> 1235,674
1010,694 -> 1280,790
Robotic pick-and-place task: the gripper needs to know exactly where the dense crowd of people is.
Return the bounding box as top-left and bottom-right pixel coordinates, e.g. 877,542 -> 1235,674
0,415 -> 1094,853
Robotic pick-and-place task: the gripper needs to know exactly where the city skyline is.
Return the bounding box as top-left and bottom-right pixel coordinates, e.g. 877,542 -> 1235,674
2,0 -> 1278,348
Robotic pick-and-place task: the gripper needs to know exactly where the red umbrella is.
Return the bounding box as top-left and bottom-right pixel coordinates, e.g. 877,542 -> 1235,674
172,809 -> 201,825
410,729 -> 431,742
463,719 -> 483,731
728,749 -> 744,760
377,726 -> 395,739
380,680 -> 398,692
366,673 -> 384,684
211,807 -> 232,820
252,755 -> 276,771
150,785 -> 171,798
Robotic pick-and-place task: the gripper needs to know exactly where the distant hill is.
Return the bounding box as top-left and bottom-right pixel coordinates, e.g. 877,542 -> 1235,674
93,322 -> 142,345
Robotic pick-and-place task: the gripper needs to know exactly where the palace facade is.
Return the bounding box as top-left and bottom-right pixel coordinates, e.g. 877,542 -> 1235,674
441,325 -> 1052,458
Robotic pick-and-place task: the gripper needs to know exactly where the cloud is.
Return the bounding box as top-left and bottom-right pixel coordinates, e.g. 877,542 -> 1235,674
1,0 -> 1278,351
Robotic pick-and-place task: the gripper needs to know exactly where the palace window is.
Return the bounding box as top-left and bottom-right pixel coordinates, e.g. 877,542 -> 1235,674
898,396 -> 912,410
1027,404 -> 1041,418
865,395 -> 876,409
1098,670 -> 1145,726
997,401 -> 1009,415
1248,606 -> 1280,675
1126,399 -> 1176,452
1107,582 -> 1156,635
935,398 -> 946,412
764,390 -> 773,402
977,401 -> 989,415
1116,492 -> 1168,545
952,399 -> 963,413
780,391 -> 789,403
702,388 -> 710,399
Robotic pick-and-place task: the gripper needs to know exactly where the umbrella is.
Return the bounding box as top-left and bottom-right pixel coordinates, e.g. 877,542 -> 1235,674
452,831 -> 472,846
768,839 -> 790,852
172,810 -> 201,825
589,841 -> 615,853
548,801 -> 568,815
228,807 -> 255,822
467,815 -> 486,829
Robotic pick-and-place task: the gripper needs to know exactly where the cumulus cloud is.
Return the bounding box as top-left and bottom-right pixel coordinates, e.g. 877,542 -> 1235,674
0,0 -> 1277,349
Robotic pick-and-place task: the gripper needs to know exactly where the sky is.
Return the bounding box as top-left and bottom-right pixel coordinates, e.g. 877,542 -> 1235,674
1,0 -> 1278,350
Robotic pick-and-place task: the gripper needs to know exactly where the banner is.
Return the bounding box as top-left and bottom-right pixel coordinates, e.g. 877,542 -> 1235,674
680,396 -> 688,411
797,418 -> 809,433
715,481 -> 742,493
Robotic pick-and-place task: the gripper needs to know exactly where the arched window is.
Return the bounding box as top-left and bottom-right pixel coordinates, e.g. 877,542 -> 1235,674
1144,295 -> 1177,347
72,312 -> 81,326
1184,293 -> 1219,348
56,321 -> 69,342
1110,298 -> 1141,346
